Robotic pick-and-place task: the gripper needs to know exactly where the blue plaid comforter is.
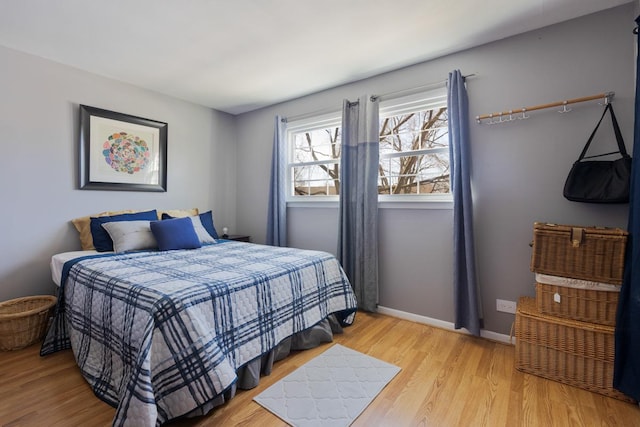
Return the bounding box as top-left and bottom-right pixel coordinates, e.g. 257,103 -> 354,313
41,241 -> 357,426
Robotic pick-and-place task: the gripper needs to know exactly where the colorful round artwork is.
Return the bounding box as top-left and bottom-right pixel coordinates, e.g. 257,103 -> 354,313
102,132 -> 150,174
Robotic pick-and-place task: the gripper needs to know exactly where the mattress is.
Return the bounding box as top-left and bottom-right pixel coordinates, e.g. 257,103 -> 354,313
50,250 -> 103,286
535,272 -> 620,292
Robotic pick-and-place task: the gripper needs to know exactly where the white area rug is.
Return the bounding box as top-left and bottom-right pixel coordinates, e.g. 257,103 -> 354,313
253,344 -> 401,427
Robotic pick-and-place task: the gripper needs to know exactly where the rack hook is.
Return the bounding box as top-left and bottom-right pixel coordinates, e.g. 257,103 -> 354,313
518,108 -> 529,120
558,101 -> 572,114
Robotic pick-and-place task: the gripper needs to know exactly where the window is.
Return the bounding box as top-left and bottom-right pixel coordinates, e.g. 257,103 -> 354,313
378,89 -> 450,200
287,114 -> 342,199
286,88 -> 451,203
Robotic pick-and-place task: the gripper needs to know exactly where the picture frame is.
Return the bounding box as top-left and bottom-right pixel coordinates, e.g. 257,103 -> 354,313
79,105 -> 167,192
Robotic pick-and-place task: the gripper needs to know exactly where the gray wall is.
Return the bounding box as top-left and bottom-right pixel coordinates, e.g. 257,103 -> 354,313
235,4 -> 636,335
0,46 -> 237,301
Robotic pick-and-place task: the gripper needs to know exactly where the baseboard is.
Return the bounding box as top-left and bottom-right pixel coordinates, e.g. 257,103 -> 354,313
377,305 -> 515,346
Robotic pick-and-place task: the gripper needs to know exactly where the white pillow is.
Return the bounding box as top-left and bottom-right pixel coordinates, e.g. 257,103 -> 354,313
189,216 -> 216,244
101,220 -> 158,253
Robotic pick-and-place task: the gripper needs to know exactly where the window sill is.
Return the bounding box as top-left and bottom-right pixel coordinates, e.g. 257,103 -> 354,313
286,198 -> 453,210
287,200 -> 338,209
379,199 -> 453,210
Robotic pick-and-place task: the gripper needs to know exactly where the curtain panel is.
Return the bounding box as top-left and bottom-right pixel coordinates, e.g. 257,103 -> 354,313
266,115 -> 287,247
448,70 -> 483,336
338,96 -> 380,312
613,15 -> 640,401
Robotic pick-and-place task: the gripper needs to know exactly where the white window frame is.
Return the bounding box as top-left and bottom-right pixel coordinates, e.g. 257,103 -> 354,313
378,88 -> 453,207
286,112 -> 342,205
285,88 -> 453,209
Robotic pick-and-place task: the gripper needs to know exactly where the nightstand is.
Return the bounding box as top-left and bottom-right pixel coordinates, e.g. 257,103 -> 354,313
224,234 -> 251,242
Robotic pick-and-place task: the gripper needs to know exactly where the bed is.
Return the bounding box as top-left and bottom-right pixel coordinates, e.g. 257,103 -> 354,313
41,239 -> 357,426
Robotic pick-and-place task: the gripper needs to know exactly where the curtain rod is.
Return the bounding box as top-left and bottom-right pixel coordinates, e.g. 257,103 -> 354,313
475,92 -> 614,125
371,73 -> 476,102
281,99 -> 364,123
281,106 -> 341,123
281,73 -> 477,123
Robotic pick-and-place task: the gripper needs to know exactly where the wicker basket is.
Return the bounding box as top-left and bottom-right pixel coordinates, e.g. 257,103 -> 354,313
0,295 -> 57,351
530,222 -> 627,285
515,296 -> 634,403
535,283 -> 619,326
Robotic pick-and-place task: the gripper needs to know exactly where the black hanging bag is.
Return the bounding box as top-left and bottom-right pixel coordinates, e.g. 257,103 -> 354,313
563,103 -> 632,203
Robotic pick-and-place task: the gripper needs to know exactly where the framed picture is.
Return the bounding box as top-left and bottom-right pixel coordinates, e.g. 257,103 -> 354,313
79,105 -> 167,192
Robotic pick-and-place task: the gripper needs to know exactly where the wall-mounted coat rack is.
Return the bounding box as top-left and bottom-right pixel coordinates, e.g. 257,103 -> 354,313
476,92 -> 614,125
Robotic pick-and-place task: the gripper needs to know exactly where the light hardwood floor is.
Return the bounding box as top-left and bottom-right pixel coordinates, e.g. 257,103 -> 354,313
1,312 -> 638,426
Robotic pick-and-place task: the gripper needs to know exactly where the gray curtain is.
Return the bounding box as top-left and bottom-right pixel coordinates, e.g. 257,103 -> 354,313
448,70 -> 483,336
266,115 -> 287,246
338,96 -> 380,312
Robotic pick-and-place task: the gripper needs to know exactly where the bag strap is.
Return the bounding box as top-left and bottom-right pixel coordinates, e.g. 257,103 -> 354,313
607,104 -> 629,157
578,103 -> 629,160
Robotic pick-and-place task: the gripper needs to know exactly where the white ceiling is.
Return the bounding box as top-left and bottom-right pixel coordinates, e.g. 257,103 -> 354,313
0,0 -> 633,115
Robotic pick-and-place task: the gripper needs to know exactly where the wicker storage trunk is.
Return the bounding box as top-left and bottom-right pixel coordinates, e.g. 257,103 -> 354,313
515,297 -> 634,403
535,282 -> 619,326
530,222 -> 628,285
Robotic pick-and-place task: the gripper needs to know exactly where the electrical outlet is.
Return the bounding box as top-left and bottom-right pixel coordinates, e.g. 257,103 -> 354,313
496,299 -> 517,314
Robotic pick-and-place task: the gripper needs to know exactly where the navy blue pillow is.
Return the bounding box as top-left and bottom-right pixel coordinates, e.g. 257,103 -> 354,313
161,210 -> 219,239
198,211 -> 219,239
90,210 -> 158,252
150,217 -> 201,251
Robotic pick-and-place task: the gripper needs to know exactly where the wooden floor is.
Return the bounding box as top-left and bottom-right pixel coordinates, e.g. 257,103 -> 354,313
1,312 -> 638,426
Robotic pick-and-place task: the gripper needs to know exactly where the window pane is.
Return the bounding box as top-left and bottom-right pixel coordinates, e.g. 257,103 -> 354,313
292,164 -> 339,196
293,127 -> 341,163
379,105 -> 449,195
378,153 -> 450,194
